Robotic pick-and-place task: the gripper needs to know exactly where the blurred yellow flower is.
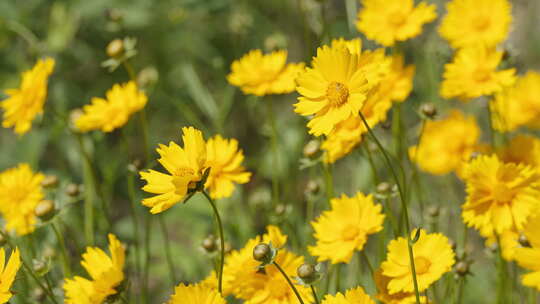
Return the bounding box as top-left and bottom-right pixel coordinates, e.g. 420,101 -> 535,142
320,286 -> 375,304
74,81 -> 147,132
0,248 -> 21,304
309,192 -> 385,264
441,46 -> 516,100
227,49 -> 304,96
491,71 -> 540,132
356,0 -> 437,46
381,229 -> 455,294
0,163 -> 44,235
1,58 -> 55,135
374,268 -> 421,304
439,0 -> 512,49
321,116 -> 365,164
498,134 -> 540,170
461,155 -> 540,236
203,225 -> 312,304
64,234 -> 125,304
140,127 -> 207,214
167,283 -> 225,304
205,135 -> 251,199
378,55 -> 415,104
514,215 -> 540,291
408,110 -> 480,175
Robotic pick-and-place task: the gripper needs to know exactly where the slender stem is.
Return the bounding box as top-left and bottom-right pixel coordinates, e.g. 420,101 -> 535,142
76,135 -> 95,245
322,162 -> 334,205
51,221 -> 71,277
496,235 -> 508,304
410,119 -> 427,217
138,109 -> 151,165
158,215 -> 176,285
142,213 -> 152,304
266,100 -> 281,207
310,285 -> 320,304
358,112 -> 421,304
127,172 -> 142,291
360,251 -> 374,277
273,261 -> 305,304
391,104 -> 403,160
202,191 -> 225,294
362,143 -> 380,186
335,263 -> 341,293
123,61 -> 137,82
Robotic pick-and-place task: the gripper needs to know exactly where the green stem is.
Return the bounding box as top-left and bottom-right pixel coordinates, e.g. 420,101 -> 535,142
202,191 -> 225,294
359,112 -> 422,304
273,261 -> 305,304
51,221 -> 71,277
142,213 -> 152,304
363,144 -> 380,186
496,235 -> 508,304
335,263 -> 341,293
123,61 -> 137,82
139,109 -> 151,165
392,104 -> 403,160
158,215 -> 177,285
360,251 -> 374,277
266,100 -> 281,207
310,285 -> 320,304
322,162 -> 334,205
76,135 -> 95,245
410,120 -> 427,218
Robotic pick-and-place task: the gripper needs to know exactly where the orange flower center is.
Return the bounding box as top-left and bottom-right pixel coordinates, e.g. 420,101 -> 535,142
327,82 -> 349,107
473,18 -> 491,32
414,256 -> 431,275
474,68 -> 492,83
492,183 -> 514,203
389,12 -> 407,27
342,225 -> 359,241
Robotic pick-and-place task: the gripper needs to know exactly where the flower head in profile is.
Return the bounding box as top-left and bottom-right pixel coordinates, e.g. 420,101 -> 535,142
203,225 -> 312,304
461,155 -> 540,236
356,0 -> 437,46
408,110 -> 480,175
0,163 -> 45,235
227,49 -> 304,96
374,268 -> 423,304
309,192 -> 385,264
140,127 -> 207,214
74,81 -> 147,132
441,46 -> 516,100
381,229 -> 455,294
1,58 -> 55,135
64,234 -> 125,304
0,247 -> 21,304
491,71 -> 540,132
320,286 -> 375,304
514,215 -> 540,291
439,0 -> 512,49
205,135 -> 251,199
167,283 -> 225,304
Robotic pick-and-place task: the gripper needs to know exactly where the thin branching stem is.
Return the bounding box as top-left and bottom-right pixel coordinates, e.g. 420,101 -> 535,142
51,220 -> 71,277
202,191 -> 225,294
273,261 -> 305,304
310,285 -> 320,304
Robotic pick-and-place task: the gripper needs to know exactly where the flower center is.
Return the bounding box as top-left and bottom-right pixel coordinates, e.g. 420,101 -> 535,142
414,257 -> 431,275
326,82 -> 349,107
389,12 -> 407,27
474,68 -> 492,83
492,183 -> 514,203
342,225 -> 359,241
473,18 -> 491,32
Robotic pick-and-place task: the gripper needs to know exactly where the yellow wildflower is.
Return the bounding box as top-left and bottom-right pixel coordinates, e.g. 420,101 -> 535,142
439,0 -> 512,49
441,46 -> 516,100
309,192 -> 385,264
0,248 -> 21,304
381,229 -> 455,294
321,116 -> 366,164
498,134 -> 540,170
514,215 -> 540,291
140,127 -> 207,214
205,135 -> 251,199
356,0 -> 437,47
64,234 -> 125,304
321,286 -> 375,304
74,81 -> 147,132
1,58 -> 55,135
227,49 -> 304,96
167,283 -> 225,304
374,268 -> 421,304
0,164 -> 45,235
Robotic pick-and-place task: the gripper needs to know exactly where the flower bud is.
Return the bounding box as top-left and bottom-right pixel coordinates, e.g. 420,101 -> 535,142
107,39 -> 124,58
518,234 -> 531,248
305,180 -> 320,195
32,287 -> 46,301
420,103 -> 437,119
455,261 -> 469,276
297,263 -> 316,281
303,140 -> 320,158
275,204 -> 286,216
223,242 -> 232,254
427,205 -> 440,217
105,8 -> 124,22
202,235 -> 217,253
65,183 -> 81,197
253,243 -> 271,262
42,246 -> 56,259
137,66 -> 159,88
376,182 -> 391,194
69,109 -> 83,130
127,159 -> 143,173
32,259 -> 48,274
41,175 -> 59,188
35,200 -> 56,221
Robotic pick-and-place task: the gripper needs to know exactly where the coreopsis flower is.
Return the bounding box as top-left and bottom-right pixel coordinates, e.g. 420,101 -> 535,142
0,164 -> 45,235
498,135 -> 540,170
356,0 -> 437,47
227,49 -> 305,96
294,42 -> 385,136
1,58 -> 55,135
64,234 -> 125,304
321,116 -> 366,164
381,229 -> 455,294
74,81 -> 147,132
461,155 -> 540,236
440,46 -> 516,100
0,248 -> 21,304
320,286 -> 375,304
205,135 -> 251,199
167,283 -> 225,304
374,268 -> 422,304
514,215 -> 540,290
309,192 -> 385,264
203,225 -> 313,304
378,55 -> 415,103
408,110 -> 480,175
439,0 -> 512,49
140,127 -> 207,214
491,71 -> 540,132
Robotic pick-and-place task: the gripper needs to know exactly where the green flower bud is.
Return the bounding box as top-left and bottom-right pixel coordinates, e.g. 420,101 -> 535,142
35,200 -> 56,221
253,243 -> 271,262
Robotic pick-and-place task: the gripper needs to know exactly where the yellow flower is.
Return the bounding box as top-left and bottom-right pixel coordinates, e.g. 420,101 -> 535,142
321,116 -> 365,164
205,135 -> 251,199
498,134 -> 540,170
140,127 -> 207,214
514,215 -> 540,291
294,42 -> 383,136
0,248 -> 21,304
491,71 -> 540,132
439,0 -> 512,49
167,283 -> 225,304
1,58 -> 55,135
461,155 -> 540,236
64,234 -> 125,304
408,110 -> 480,175
381,229 -> 455,294
309,192 -> 385,264
321,286 -> 375,304
374,268 -> 421,304
356,0 -> 437,47
0,163 -> 44,235
379,55 -> 415,103
203,225 -> 312,304
227,49 -> 305,96
440,46 -> 516,100
74,81 -> 147,132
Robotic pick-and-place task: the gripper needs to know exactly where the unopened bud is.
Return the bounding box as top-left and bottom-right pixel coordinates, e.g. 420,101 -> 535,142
253,243 -> 271,262
202,235 -> 217,253
42,246 -> 56,259
107,39 -> 124,58
420,103 -> 437,119
69,109 -> 83,130
32,287 -> 46,301
105,8 -> 124,22
376,182 -> 391,194
65,183 -> 80,197
33,259 -> 47,274
127,159 -> 143,173
0,233 -> 6,247
455,261 -> 469,276
41,175 -> 59,188
518,234 -> 531,247
427,205 -> 440,217
275,204 -> 286,216
297,263 -> 316,280
449,239 -> 457,251
137,66 -> 159,88
35,200 -> 55,221
305,180 -> 320,195
224,242 -> 232,254
303,140 -> 320,158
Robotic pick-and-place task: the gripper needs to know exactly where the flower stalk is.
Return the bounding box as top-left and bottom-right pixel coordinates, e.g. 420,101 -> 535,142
202,190 -> 225,294
273,261 -> 305,304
